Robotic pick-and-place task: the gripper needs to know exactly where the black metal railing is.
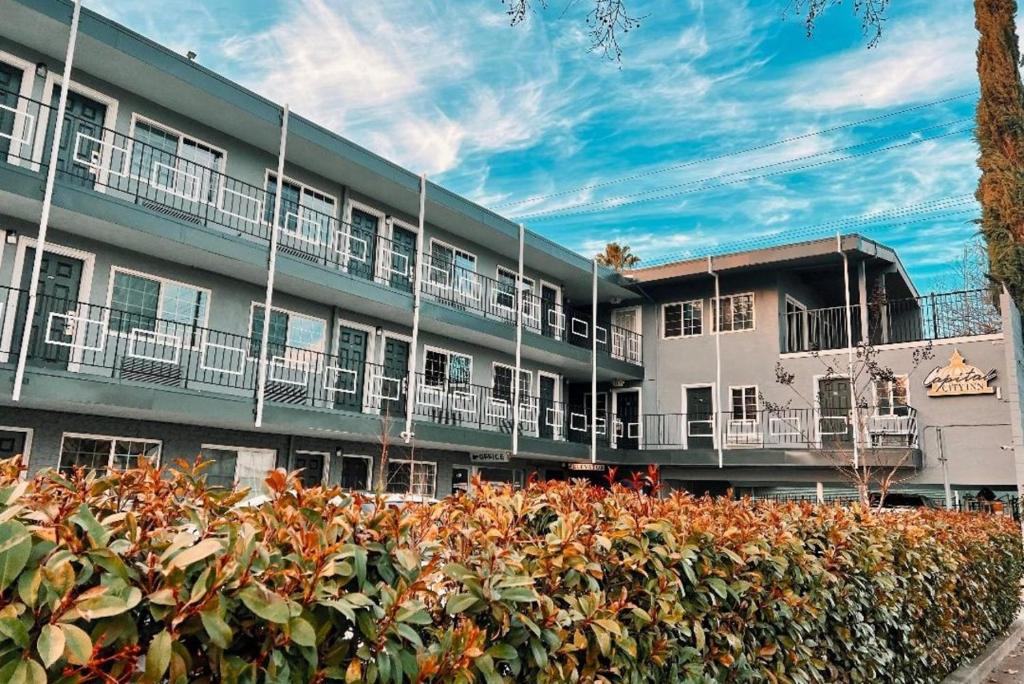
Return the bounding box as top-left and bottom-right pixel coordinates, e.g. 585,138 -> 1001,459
783,289 -> 1000,353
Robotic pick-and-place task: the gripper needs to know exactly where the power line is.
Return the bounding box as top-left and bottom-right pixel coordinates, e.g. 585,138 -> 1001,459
520,127 -> 973,221
513,118 -> 971,220
494,91 -> 978,209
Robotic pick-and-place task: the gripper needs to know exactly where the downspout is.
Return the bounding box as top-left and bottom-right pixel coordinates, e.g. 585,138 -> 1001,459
402,174 -> 427,443
512,224 -> 525,456
837,233 -> 859,470
708,256 -> 723,469
13,0 -> 82,401
254,104 -> 289,427
591,259 -> 598,463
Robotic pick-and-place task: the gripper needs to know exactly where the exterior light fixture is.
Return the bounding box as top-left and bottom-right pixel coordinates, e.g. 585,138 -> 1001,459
5,232 -> 17,245
186,51 -> 197,61
35,62 -> 47,79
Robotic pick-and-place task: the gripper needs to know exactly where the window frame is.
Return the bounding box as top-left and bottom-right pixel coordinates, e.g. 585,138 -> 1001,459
126,114 -> 228,204
712,292 -> 756,333
105,266 -> 212,342
661,299 -> 703,339
784,295 -> 808,351
58,432 -> 162,472
247,301 -> 328,359
427,238 -> 478,294
199,443 -> 278,494
422,345 -> 474,389
873,374 -> 910,415
385,458 -> 438,498
336,453 -> 373,491
728,385 -> 759,420
264,170 -> 339,245
491,361 -> 533,404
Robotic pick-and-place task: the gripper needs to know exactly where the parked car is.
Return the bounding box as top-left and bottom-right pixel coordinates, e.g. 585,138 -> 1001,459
869,492 -> 938,510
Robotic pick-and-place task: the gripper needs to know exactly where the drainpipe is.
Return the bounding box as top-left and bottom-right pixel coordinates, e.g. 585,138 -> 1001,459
937,427 -> 952,510
12,0 -> 82,402
837,233 -> 859,470
402,174 -> 427,443
591,258 -> 598,464
512,224 -> 525,456
254,104 -> 289,427
707,256 -> 723,469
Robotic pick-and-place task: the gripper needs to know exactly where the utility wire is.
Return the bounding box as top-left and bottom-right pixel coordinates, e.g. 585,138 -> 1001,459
520,127 -> 973,221
513,118 -> 971,220
494,91 -> 978,209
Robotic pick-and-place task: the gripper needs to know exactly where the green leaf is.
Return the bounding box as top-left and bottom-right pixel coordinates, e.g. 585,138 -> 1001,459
446,593 -> 479,615
486,643 -> 518,661
37,624 -> 64,669
0,520 -> 31,591
59,623 -> 92,666
166,538 -> 222,573
239,584 -> 289,624
200,606 -> 233,649
0,616 -> 29,647
144,629 -> 172,682
70,504 -> 110,548
707,577 -> 728,599
500,587 -> 537,603
62,595 -> 131,621
288,617 -> 316,648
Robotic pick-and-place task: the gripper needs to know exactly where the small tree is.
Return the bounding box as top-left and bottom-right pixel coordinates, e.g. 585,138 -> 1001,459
767,340 -> 933,508
595,242 -> 640,271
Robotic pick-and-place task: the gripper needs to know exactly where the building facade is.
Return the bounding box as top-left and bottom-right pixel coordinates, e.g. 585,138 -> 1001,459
0,0 -> 1020,503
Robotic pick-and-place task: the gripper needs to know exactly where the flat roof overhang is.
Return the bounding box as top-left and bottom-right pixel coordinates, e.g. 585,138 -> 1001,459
1,0 -> 636,302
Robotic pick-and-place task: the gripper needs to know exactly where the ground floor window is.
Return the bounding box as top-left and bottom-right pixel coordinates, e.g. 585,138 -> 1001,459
59,433 -> 161,474
337,454 -> 372,491
200,445 -> 277,496
385,459 -> 436,498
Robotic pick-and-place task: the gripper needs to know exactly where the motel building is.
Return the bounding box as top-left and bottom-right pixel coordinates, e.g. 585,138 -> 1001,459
0,0 -> 1022,505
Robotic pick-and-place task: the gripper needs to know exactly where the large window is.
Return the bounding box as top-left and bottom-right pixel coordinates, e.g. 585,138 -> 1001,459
249,304 -> 327,359
423,348 -> 472,389
385,459 -> 436,498
495,266 -> 534,314
130,118 -> 224,203
492,363 -> 532,404
337,454 -> 372,491
59,433 -> 161,473
712,293 -> 755,332
663,300 -> 702,338
265,173 -> 337,245
875,376 -> 909,415
428,240 -> 477,297
109,269 -> 209,339
200,445 -> 277,497
730,386 -> 758,420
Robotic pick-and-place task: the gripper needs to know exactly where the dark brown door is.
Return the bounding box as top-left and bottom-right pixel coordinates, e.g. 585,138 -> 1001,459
293,451 -> 325,489
615,390 -> 640,449
14,249 -> 84,369
686,387 -> 714,450
818,378 -> 853,444
44,86 -> 108,187
380,337 -> 409,416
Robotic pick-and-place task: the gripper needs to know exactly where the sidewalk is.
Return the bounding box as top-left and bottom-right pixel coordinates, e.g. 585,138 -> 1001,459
985,638 -> 1024,683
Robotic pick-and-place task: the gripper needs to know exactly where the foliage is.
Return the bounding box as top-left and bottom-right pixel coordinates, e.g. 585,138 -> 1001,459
594,242 -> 640,271
0,458 -> 1019,683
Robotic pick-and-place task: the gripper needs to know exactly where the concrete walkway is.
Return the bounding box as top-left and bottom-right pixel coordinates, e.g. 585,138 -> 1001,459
944,612 -> 1024,683
983,637 -> 1024,683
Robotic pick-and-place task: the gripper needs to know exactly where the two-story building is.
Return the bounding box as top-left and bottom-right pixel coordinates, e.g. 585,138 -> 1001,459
0,0 -> 1021,504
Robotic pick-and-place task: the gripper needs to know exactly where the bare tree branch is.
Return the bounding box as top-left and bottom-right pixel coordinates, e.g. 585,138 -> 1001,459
501,0 -> 642,62
785,0 -> 892,48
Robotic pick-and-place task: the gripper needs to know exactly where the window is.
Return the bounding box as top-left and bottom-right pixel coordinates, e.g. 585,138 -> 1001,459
109,269 -> 209,338
265,173 -> 337,245
712,293 -> 755,332
663,300 -> 702,338
495,267 -> 534,313
130,118 -> 224,203
385,460 -> 436,498
59,433 -> 161,473
428,240 -> 477,296
424,348 -> 472,388
730,386 -> 758,420
337,454 -> 372,491
249,304 -> 327,358
493,363 -> 532,404
200,445 -> 277,497
875,376 -> 909,415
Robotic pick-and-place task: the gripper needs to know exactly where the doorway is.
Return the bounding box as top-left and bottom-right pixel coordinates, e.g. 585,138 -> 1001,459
683,385 -> 715,449
292,450 -> 327,489
42,85 -> 109,187
613,389 -> 641,449
817,377 -> 853,445
13,247 -> 85,369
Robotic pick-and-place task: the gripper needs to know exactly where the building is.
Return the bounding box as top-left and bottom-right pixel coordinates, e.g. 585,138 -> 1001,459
0,0 -> 1020,503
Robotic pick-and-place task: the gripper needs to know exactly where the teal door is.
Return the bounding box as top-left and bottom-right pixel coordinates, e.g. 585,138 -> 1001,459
335,326 -> 368,412
348,209 -> 378,281
293,451 -> 325,489
0,63 -> 24,159
539,375 -> 557,439
686,387 -> 714,450
389,225 -> 416,292
14,249 -> 84,369
379,337 -> 409,416
43,86 -> 108,187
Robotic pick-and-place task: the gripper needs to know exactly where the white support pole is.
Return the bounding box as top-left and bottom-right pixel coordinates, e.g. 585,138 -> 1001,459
12,0 -> 82,402
512,224 -> 525,456
837,233 -> 860,469
708,257 -> 723,469
591,259 -> 598,463
254,104 -> 289,428
402,174 -> 427,443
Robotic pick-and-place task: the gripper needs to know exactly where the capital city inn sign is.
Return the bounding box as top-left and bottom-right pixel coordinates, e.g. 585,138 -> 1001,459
923,349 -> 997,397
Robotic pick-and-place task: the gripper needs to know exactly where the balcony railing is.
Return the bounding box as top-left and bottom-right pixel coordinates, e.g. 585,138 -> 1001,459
783,289 -> 1000,353
0,88 -> 642,366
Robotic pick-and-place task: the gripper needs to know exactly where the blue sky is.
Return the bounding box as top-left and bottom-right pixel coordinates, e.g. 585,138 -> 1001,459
91,0 -> 987,290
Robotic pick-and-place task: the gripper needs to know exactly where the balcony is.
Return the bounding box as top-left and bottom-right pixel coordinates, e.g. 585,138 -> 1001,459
0,88 -> 642,367
782,289 -> 1001,353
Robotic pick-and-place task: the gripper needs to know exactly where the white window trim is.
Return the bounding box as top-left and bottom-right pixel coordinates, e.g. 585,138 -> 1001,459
728,385 -> 759,418
0,50 -> 37,168
423,345 -> 474,385
105,266 -> 212,341
712,292 -> 756,334
200,443 -> 277,488
33,74 -> 120,189
126,113 -> 227,203
496,265 -> 535,292
492,361 -> 533,398
247,301 -> 328,359
784,295 -> 808,350
661,299 -> 703,339
59,432 -> 162,471
292,449 -> 330,487
0,426 -> 33,472
681,383 -> 717,451
264,169 -> 338,211
872,374 -> 910,414
385,458 -> 438,498
336,452 -> 374,491
429,237 -> 477,270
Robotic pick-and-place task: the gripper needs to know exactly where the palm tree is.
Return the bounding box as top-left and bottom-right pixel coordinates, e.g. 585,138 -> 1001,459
595,242 -> 640,271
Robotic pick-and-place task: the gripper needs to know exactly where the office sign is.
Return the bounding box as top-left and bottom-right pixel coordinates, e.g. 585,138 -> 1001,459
471,452 -> 511,464
924,350 -> 996,397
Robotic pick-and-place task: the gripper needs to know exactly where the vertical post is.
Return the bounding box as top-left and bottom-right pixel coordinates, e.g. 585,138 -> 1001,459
708,257 -> 723,469
403,174 -> 427,443
12,0 -> 82,402
254,104 -> 289,427
857,260 -> 869,344
590,259 -> 598,463
938,427 -> 952,510
512,224 -> 525,456
816,481 -> 824,504
837,233 -> 859,470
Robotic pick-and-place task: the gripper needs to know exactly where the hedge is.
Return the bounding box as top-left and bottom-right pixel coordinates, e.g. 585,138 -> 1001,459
0,458 -> 1019,683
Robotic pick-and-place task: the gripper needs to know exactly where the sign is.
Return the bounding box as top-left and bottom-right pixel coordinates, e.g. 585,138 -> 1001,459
470,452 -> 511,464
924,350 -> 996,397
566,462 -> 606,472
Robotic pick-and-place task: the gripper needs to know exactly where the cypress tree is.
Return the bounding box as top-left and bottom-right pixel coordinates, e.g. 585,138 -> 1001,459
975,0 -> 1024,303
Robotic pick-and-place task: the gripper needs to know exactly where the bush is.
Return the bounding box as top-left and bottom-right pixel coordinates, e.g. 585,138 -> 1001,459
0,458 -> 1019,683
